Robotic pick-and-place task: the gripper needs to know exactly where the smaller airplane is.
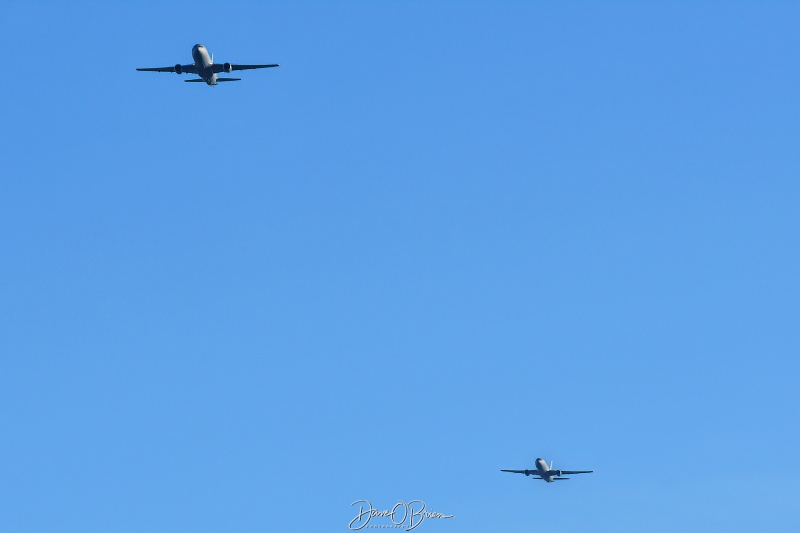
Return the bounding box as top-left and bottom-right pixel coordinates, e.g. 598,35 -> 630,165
137,44 -> 279,86
501,457 -> 593,482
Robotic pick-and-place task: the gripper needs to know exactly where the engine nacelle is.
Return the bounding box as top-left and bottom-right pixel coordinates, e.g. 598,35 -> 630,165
556,470 -> 563,477
223,62 -> 233,73
174,64 -> 183,74
524,469 -> 530,476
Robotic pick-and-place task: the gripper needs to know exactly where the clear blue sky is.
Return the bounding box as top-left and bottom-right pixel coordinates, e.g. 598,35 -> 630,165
2,1 -> 799,531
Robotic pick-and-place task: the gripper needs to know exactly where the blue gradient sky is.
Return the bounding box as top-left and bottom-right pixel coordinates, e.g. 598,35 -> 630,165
2,2 -> 799,531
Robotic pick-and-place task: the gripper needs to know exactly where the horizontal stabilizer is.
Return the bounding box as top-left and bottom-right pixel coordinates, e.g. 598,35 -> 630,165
184,79 -> 206,83
216,78 -> 241,82
552,477 -> 570,481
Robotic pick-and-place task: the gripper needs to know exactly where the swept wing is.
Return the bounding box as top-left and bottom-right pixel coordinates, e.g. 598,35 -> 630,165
211,63 -> 280,73
229,63 -> 279,71
500,469 -> 542,477
137,65 -> 197,74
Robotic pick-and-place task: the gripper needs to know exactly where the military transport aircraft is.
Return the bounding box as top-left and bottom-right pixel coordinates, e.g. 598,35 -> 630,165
501,457 -> 593,482
137,44 -> 279,85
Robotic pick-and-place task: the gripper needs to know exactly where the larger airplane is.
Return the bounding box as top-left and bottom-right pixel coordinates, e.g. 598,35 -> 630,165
501,457 -> 593,483
137,44 -> 279,85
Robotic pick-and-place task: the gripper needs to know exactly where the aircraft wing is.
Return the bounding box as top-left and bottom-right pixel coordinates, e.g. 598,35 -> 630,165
228,63 -> 280,71
559,470 -> 593,475
136,65 -> 197,74
500,470 -> 541,477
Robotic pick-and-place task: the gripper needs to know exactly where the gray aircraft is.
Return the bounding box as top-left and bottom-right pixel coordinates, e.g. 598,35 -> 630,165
501,457 -> 593,483
137,44 -> 279,85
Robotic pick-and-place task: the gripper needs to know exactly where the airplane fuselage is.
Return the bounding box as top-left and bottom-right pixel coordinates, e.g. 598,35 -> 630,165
535,458 -> 553,482
192,44 -> 216,85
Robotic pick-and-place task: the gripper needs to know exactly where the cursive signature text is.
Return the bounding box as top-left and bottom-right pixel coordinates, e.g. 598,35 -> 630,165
349,499 -> 454,531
